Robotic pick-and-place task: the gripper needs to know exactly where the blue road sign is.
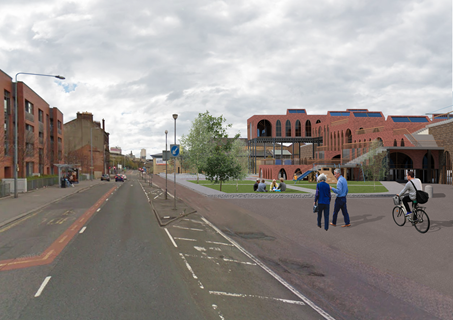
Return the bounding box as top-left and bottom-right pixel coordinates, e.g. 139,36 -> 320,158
170,144 -> 180,157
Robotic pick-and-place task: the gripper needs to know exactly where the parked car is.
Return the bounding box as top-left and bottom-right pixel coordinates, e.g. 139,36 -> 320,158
115,174 -> 124,182
122,174 -> 127,180
101,174 -> 110,181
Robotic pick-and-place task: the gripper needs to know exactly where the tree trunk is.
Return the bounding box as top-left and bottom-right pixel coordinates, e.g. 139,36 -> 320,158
220,181 -> 222,191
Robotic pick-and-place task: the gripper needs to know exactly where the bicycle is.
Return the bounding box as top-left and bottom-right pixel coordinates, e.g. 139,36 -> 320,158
392,195 -> 430,233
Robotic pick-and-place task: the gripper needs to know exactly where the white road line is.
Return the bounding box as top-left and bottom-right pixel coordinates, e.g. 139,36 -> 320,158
206,240 -> 234,247
179,253 -> 204,289
164,228 -> 178,248
212,304 -> 225,320
184,254 -> 256,266
182,218 -> 205,225
174,237 -> 197,242
96,208 -> 101,212
79,226 -> 87,234
209,291 -> 305,305
35,276 -> 51,297
201,217 -> 336,320
173,225 -> 203,232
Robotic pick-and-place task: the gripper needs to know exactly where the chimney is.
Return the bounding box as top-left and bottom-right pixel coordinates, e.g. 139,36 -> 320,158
102,119 -> 105,131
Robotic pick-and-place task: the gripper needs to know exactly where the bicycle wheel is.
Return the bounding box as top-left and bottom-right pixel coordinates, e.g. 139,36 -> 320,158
414,209 -> 430,233
392,206 -> 406,226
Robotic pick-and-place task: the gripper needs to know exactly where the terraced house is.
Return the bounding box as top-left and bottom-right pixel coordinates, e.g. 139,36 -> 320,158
247,108 -> 452,184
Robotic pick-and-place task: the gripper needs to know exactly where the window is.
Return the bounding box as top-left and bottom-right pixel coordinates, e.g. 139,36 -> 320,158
391,116 -> 428,123
39,132 -> 44,144
295,120 -> 301,136
276,120 -> 281,137
330,112 -> 350,116
25,101 -> 33,114
401,139 -> 405,147
305,120 -> 311,137
285,120 -> 291,137
57,120 -> 62,129
4,90 -> 10,114
39,109 -> 44,122
25,124 -> 34,132
288,109 -> 306,114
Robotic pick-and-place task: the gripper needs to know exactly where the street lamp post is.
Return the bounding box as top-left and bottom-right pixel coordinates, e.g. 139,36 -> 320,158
165,130 -> 168,200
14,72 -> 65,198
173,114 -> 178,210
90,127 -> 100,180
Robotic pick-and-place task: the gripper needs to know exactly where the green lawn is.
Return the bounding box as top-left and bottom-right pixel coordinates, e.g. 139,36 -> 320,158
187,180 -> 307,193
297,183 -> 388,193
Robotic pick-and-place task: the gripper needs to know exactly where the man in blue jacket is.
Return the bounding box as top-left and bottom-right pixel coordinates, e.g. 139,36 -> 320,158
330,168 -> 351,227
314,174 -> 331,231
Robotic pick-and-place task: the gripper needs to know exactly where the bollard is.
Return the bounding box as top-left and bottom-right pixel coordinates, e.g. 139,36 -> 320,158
425,185 -> 433,199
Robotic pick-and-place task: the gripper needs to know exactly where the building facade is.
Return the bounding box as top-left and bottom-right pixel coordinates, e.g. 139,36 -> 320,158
248,108 -> 451,183
1,69 -> 64,180
64,112 -> 109,179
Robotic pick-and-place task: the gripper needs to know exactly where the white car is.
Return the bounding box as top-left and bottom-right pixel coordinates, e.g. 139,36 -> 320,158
122,174 -> 127,180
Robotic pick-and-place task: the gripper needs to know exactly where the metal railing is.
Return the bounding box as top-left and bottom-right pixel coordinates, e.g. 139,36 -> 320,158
0,182 -> 11,198
27,177 -> 59,191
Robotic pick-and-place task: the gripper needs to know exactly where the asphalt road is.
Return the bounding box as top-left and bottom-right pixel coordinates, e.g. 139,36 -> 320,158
153,175 -> 453,320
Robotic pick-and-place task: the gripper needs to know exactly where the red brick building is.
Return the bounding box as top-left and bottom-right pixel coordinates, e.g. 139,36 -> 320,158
247,108 -> 451,183
1,70 -> 64,180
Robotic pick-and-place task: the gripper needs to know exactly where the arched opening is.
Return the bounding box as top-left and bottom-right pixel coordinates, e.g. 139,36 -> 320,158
333,132 -> 337,151
295,120 -> 301,136
276,120 -> 281,137
345,129 -> 352,143
278,168 -> 287,180
316,119 -> 321,124
389,152 -> 413,182
257,119 -> 272,137
294,168 -> 302,175
422,153 -> 435,169
305,120 -> 312,137
393,139 -> 397,146
400,138 -> 405,147
285,120 -> 291,137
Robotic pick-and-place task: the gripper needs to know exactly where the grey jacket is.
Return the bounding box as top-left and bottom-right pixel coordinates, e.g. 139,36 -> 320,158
399,178 -> 422,200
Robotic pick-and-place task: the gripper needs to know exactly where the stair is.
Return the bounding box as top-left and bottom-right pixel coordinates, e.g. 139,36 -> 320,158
345,146 -> 386,166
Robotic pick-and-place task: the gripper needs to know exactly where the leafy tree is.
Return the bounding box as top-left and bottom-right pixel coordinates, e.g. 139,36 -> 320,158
363,139 -> 388,190
230,139 -> 249,191
204,147 -> 242,191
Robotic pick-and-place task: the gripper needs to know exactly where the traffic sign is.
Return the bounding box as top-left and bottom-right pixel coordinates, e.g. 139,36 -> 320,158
170,144 -> 180,157
162,150 -> 171,161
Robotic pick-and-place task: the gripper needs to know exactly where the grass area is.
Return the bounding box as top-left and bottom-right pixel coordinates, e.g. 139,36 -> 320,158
297,183 -> 388,193
187,180 -> 307,193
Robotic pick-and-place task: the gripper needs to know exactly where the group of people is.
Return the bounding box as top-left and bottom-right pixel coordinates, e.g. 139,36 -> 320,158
314,168 -> 351,231
254,178 -> 286,192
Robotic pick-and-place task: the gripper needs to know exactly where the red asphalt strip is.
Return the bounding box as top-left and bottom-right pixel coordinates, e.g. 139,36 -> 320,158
0,186 -> 117,271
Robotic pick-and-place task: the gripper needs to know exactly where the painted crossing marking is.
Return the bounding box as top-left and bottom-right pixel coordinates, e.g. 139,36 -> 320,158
184,253 -> 256,266
179,253 -> 204,289
174,237 -> 197,242
173,226 -> 203,232
206,240 -> 234,247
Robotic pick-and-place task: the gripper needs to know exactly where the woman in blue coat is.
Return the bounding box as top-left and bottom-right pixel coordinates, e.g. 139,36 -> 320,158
314,174 -> 331,231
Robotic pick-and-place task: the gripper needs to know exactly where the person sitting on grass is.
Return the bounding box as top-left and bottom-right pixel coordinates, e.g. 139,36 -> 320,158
270,179 -> 278,191
257,179 -> 268,192
277,178 -> 286,191
253,178 -> 260,192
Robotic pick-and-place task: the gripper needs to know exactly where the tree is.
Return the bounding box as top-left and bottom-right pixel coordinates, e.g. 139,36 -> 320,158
204,147 -> 242,191
363,139 -> 388,190
230,139 -> 249,191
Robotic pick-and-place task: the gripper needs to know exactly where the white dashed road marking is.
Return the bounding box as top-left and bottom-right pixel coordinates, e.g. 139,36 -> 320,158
164,228 -> 178,248
35,276 -> 51,297
209,291 -> 305,305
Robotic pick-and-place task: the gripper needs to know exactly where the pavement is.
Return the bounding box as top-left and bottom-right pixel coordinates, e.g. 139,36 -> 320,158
0,179 -> 106,228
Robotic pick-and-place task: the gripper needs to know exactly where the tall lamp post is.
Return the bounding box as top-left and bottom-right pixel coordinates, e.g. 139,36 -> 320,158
165,130 -> 168,200
90,127 -> 100,180
14,72 -> 65,198
172,114 -> 178,210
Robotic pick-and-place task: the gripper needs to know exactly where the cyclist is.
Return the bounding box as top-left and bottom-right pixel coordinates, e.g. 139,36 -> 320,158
396,171 -> 422,218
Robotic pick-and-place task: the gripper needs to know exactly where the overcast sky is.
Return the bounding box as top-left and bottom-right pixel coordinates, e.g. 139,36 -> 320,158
1,0 -> 451,157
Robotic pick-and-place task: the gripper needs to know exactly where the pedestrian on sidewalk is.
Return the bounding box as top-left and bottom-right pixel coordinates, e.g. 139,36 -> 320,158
314,174 -> 331,231
330,168 -> 351,227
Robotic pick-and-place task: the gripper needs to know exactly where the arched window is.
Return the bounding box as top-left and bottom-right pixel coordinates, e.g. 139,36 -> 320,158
345,129 -> 352,144
394,139 -> 397,146
257,120 -> 272,137
276,120 -> 281,137
316,119 -> 321,124
295,120 -> 301,136
423,153 -> 435,169
400,138 -> 405,147
305,120 -> 312,137
285,120 -> 291,137
389,152 -> 413,168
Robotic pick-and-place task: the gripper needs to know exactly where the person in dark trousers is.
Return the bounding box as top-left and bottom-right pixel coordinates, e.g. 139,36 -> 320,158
253,178 -> 260,192
314,174 -> 331,230
330,168 -> 351,227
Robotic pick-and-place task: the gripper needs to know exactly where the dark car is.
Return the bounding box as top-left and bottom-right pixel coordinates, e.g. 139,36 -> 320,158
101,174 -> 110,181
115,174 -> 124,182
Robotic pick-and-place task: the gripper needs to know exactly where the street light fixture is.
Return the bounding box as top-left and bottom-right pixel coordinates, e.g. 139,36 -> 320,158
173,114 -> 178,210
165,130 -> 168,200
14,72 -> 65,198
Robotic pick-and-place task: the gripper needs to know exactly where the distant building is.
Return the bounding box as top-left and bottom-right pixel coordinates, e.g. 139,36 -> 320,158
110,146 -> 122,155
140,149 -> 146,160
1,69 -> 64,180
64,112 -> 109,178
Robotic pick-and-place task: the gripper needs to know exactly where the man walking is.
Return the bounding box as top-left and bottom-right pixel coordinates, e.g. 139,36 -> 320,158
330,168 -> 351,227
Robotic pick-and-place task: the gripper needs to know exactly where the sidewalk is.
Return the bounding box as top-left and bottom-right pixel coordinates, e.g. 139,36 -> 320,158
0,179 -> 104,228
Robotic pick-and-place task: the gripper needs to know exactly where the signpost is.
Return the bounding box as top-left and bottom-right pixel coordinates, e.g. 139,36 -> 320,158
170,144 -> 180,157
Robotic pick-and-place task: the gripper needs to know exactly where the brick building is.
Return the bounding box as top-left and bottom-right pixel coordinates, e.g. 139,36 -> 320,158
64,112 -> 109,179
1,70 -> 64,180
247,108 -> 452,183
